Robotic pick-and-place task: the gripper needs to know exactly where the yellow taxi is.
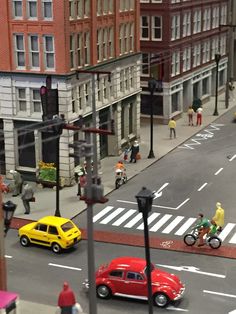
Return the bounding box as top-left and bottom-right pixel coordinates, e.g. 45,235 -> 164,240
18,216 -> 82,253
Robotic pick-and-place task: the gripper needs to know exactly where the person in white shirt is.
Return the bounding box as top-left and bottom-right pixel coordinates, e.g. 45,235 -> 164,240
196,106 -> 203,126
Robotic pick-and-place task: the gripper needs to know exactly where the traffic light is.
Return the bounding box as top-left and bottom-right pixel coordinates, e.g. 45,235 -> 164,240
40,86 -> 59,121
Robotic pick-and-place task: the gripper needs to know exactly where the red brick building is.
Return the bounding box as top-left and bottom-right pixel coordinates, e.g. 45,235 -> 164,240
140,0 -> 228,123
0,0 -> 141,183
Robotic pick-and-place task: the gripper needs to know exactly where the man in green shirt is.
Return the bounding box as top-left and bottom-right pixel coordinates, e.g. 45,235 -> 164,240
196,213 -> 211,246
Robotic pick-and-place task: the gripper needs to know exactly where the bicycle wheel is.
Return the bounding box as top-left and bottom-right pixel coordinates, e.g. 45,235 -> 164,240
208,236 -> 222,249
184,233 -> 197,246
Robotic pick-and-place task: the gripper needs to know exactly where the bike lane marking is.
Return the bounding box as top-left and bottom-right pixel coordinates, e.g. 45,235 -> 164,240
156,264 -> 226,278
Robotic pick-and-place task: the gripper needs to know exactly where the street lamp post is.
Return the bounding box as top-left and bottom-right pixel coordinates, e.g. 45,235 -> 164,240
147,78 -> 157,159
136,187 -> 154,314
213,53 -> 221,116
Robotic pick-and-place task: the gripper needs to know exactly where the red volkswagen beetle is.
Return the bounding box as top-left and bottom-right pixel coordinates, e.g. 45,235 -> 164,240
84,256 -> 185,307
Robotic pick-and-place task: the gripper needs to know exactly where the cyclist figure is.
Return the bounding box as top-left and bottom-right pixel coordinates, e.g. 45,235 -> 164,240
195,213 -> 211,247
115,160 -> 127,178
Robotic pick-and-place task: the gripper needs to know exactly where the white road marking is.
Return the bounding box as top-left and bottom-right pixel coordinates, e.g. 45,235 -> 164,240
150,214 -> 172,232
117,199 -> 189,210
137,212 -> 160,230
153,183 -> 169,199
203,290 -> 236,298
93,206 -> 113,222
228,310 -> 236,314
229,154 -> 236,161
229,232 -> 236,244
4,255 -> 12,259
112,209 -> 136,226
162,216 -> 184,234
175,218 -> 197,236
218,223 -> 236,241
176,198 -> 190,209
198,182 -> 208,191
214,168 -> 223,175
124,213 -> 143,228
156,264 -> 226,278
48,263 -> 82,271
100,207 -> 125,224
166,306 -> 189,312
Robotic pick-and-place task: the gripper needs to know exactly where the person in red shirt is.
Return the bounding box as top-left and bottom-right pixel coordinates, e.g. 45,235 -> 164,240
58,282 -> 76,314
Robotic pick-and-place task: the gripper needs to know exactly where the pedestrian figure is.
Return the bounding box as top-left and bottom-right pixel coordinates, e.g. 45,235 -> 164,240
212,202 -> 225,232
130,140 -> 139,163
123,145 -> 130,162
58,282 -> 76,314
21,182 -> 34,214
168,117 -> 176,139
10,170 -> 23,196
79,171 -> 87,199
196,105 -> 203,126
187,106 -> 194,126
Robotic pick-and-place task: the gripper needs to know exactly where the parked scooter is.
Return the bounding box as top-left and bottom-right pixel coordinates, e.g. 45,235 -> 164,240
183,226 -> 222,249
115,169 -> 127,189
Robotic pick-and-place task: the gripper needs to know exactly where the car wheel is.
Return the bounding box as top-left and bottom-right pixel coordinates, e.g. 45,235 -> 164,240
96,285 -> 112,299
153,293 -> 169,307
183,233 -> 197,246
20,235 -> 30,247
208,236 -> 222,249
51,242 -> 62,254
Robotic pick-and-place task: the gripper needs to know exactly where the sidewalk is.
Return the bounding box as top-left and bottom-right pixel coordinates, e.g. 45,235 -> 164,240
19,300 -> 56,314
6,92 -> 235,222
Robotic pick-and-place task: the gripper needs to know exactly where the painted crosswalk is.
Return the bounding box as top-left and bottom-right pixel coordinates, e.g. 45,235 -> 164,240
93,206 -> 236,244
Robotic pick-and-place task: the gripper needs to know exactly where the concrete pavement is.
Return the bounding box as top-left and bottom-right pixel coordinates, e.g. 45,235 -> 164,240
6,91 -> 236,222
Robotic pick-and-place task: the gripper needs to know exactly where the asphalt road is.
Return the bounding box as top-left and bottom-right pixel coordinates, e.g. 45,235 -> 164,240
75,109 -> 236,248
5,229 -> 236,314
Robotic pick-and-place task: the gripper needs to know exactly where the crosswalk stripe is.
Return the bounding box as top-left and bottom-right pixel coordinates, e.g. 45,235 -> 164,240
229,232 -> 236,244
100,207 -> 125,224
124,213 -> 143,228
150,214 -> 172,232
112,209 -> 137,226
162,216 -> 184,234
218,223 -> 235,241
93,206 -> 114,222
137,213 -> 160,230
174,218 -> 197,236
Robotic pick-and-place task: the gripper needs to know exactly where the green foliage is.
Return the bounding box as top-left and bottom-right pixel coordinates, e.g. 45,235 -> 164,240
38,168 -> 56,182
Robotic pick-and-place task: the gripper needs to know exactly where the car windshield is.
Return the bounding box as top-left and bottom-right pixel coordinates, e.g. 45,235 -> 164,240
61,221 -> 74,232
144,263 -> 155,276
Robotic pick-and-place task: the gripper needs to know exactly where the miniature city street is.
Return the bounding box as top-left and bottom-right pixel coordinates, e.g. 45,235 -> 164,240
5,107 -> 236,313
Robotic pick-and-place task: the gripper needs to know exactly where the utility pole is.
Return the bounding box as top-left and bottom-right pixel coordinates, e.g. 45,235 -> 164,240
0,193 -> 7,290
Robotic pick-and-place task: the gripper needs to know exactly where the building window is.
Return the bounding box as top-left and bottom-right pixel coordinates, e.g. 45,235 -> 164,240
203,8 -> 211,31
220,4 -> 227,25
27,0 -> 37,19
78,85 -> 83,110
171,51 -> 180,77
97,29 -> 102,62
171,15 -> 180,40
70,35 -> 75,69
151,16 -> 162,40
120,70 -> 124,92
129,104 -> 133,134
211,37 -> 219,60
212,7 -> 219,29
85,83 -> 89,106
43,35 -> 54,69
183,47 -> 191,72
193,43 -> 201,67
84,32 -> 90,65
32,89 -> 41,112
220,34 -> 226,55
29,35 -> 39,68
71,87 -> 76,113
108,27 -> 114,58
14,34 -> 25,68
84,0 -> 90,17
103,28 -> 108,59
17,88 -> 27,111
97,0 -> 102,15
109,0 -> 114,13
42,0 -> 52,19
129,23 -> 134,52
69,0 -> 75,19
202,41 -> 210,63
193,10 -> 201,34
202,77 -> 209,95
141,53 -> 149,76
182,12 -> 191,37
77,33 -> 82,67
141,16 -> 149,40
119,24 -> 125,54
13,0 -> 23,18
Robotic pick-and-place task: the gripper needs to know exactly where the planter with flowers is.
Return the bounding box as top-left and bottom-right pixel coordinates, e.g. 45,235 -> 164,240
37,161 -> 65,188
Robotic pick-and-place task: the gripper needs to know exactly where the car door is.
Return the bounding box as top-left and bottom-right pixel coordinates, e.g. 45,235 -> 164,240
108,270 -> 124,293
28,223 -> 50,247
47,225 -> 60,246
116,271 -> 147,297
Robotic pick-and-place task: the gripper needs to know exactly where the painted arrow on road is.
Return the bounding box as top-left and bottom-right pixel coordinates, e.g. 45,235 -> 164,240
153,183 -> 169,199
156,264 -> 226,278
